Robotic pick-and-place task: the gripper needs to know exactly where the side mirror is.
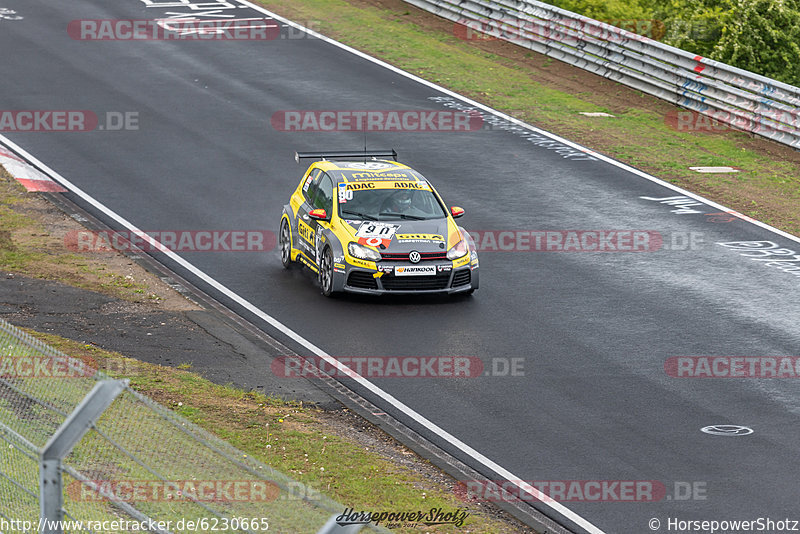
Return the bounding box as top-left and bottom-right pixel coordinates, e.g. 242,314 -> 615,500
309,208 -> 328,220
450,206 -> 465,219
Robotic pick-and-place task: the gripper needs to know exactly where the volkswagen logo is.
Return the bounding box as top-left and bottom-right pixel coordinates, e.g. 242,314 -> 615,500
409,251 -> 421,263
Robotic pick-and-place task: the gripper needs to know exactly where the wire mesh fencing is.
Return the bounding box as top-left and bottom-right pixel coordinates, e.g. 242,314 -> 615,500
0,318 -> 381,533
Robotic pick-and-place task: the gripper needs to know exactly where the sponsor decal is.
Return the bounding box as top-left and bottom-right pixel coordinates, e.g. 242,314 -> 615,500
395,233 -> 444,243
393,181 -> 428,189
337,182 -> 353,203
346,256 -> 375,269
344,182 -> 376,190
355,222 -> 399,249
395,265 -> 436,276
337,162 -> 396,170
453,254 -> 471,268
348,171 -> 412,181
298,220 -> 314,244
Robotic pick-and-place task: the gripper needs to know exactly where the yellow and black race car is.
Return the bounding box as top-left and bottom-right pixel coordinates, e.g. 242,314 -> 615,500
279,150 -> 479,297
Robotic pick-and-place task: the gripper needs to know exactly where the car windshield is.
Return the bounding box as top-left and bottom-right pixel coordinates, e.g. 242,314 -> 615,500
339,187 -> 447,221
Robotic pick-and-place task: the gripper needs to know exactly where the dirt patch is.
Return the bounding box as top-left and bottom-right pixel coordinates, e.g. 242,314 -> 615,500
0,169 -> 198,311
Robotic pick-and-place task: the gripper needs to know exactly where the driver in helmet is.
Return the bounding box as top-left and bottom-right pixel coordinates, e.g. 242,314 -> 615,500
384,190 -> 414,213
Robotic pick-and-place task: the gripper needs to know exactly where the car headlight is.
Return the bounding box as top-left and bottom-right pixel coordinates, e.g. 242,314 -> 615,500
348,242 -> 382,261
447,236 -> 469,260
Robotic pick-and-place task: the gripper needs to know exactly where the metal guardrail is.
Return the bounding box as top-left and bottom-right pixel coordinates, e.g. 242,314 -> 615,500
0,318 -> 379,534
404,0 -> 800,149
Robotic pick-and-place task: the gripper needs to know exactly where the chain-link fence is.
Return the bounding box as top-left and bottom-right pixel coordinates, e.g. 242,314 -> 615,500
0,318 -> 381,533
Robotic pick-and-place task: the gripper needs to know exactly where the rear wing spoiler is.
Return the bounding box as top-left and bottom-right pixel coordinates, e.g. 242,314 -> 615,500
294,149 -> 397,163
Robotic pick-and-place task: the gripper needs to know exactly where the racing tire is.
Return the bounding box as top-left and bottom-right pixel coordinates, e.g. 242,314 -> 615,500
279,219 -> 294,269
320,247 -> 338,297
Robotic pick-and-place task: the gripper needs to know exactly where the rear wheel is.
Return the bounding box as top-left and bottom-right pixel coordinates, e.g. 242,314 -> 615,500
320,247 -> 337,297
280,219 -> 293,269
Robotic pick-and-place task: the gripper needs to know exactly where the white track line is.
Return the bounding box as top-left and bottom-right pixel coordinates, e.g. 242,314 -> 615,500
10,3 -> 797,532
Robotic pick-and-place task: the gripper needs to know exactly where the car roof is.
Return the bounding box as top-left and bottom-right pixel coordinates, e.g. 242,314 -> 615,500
311,160 -> 427,184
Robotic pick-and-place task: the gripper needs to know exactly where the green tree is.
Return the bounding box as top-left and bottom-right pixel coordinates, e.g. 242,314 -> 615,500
712,0 -> 800,85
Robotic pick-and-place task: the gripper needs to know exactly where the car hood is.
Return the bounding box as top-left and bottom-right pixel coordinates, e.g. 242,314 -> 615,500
339,217 -> 461,253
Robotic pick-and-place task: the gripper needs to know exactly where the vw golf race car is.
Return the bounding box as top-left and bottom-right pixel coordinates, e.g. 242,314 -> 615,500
279,150 -> 479,297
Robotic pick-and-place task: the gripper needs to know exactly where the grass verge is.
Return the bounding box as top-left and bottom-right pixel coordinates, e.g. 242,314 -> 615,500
21,330 -> 523,533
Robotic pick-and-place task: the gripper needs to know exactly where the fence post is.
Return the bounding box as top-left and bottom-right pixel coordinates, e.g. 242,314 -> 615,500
39,379 -> 128,534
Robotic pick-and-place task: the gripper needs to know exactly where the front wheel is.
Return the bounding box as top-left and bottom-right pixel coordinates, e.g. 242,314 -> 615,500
319,247 -> 337,297
279,219 -> 293,269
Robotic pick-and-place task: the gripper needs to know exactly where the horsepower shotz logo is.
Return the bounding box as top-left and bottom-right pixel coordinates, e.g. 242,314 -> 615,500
336,507 -> 469,527
271,110 -> 483,132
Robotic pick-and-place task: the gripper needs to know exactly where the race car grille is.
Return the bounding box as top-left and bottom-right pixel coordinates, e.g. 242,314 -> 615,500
452,269 -> 471,287
379,251 -> 448,262
380,272 -> 451,291
346,271 -> 379,290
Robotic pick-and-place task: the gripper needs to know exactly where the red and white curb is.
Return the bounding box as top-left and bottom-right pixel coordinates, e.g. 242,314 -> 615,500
0,145 -> 67,192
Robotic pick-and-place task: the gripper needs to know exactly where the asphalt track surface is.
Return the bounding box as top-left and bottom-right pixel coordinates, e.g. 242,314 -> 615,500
3,0 -> 800,532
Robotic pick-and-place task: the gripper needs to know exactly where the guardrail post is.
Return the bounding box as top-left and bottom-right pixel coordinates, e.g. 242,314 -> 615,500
39,380 -> 128,534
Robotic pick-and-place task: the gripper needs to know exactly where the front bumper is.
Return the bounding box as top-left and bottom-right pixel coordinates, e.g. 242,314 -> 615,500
341,263 -> 478,295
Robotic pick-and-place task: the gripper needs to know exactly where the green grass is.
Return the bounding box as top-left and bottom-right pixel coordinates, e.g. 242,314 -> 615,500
18,331 -> 524,533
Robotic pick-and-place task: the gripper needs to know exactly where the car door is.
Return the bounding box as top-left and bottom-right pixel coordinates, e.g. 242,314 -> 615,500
307,173 -> 334,266
295,168 -> 322,264
296,170 -> 333,266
